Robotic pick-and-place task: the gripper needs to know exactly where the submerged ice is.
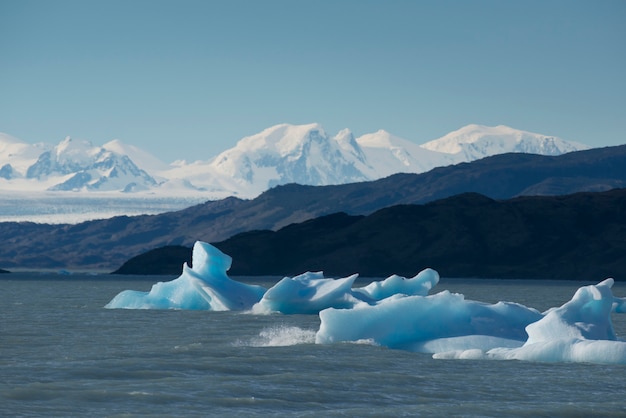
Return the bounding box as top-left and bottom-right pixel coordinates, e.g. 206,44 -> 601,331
106,241 -> 626,364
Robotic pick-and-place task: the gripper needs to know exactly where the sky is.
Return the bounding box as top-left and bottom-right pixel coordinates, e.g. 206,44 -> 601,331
1,0 -> 624,162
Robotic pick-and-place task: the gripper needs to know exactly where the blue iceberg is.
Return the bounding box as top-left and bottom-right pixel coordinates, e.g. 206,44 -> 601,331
252,268 -> 439,314
316,278 -> 626,363
315,291 -> 543,349
105,242 -> 265,310
106,241 -> 440,313
106,241 -> 626,364
473,278 -> 626,363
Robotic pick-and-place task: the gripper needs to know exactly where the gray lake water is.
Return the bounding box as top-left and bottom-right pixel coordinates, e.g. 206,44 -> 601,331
2,275 -> 625,417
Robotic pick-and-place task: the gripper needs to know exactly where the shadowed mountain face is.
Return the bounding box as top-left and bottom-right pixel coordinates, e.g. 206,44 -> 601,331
1,145 -> 625,271
116,189 -> 626,280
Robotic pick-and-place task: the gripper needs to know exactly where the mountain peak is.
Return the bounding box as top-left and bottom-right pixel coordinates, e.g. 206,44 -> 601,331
334,128 -> 356,148
226,123 -> 328,157
334,128 -> 353,139
103,139 -> 168,171
55,136 -> 99,162
0,132 -> 25,146
420,124 -> 589,158
207,123 -> 373,194
356,129 -> 408,148
258,122 -> 325,137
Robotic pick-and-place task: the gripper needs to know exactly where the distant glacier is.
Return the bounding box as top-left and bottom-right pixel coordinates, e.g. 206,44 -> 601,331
0,192 -> 209,224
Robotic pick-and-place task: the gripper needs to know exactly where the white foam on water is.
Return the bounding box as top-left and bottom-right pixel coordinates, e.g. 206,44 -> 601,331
236,325 -> 317,347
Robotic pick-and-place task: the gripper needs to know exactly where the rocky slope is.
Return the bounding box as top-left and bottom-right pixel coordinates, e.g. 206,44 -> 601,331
117,189 -> 626,280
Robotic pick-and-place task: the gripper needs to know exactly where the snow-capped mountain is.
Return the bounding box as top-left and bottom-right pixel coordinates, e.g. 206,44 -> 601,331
177,123 -> 584,196
162,124 -> 461,197
21,136 -> 157,192
103,139 -> 170,173
0,132 -> 51,180
0,124 -> 590,223
421,124 -> 589,161
206,123 -> 370,196
356,129 -> 457,177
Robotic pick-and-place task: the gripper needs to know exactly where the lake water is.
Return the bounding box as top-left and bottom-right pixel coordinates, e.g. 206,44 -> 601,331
2,274 -> 625,417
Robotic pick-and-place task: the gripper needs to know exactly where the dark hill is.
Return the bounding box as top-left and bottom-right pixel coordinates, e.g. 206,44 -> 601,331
113,245 -> 192,275
116,188 -> 626,280
2,145 -> 626,271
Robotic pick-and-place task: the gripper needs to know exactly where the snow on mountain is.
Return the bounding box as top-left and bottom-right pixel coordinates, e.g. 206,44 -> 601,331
334,128 -> 367,162
420,124 -> 589,161
0,124 -> 592,223
25,137 -> 158,192
165,123 -> 589,197
157,160 -> 247,197
0,132 -> 51,179
206,123 -> 370,196
103,139 -> 170,172
1,125 -> 589,196
356,129 -> 457,178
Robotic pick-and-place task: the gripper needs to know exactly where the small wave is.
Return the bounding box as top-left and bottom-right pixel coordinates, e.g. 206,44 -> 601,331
174,342 -> 203,351
351,338 -> 378,346
128,391 -> 153,396
235,325 -> 316,347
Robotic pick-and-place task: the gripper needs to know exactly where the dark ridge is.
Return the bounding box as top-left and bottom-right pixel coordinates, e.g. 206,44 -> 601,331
117,188 -> 626,280
112,245 -> 192,275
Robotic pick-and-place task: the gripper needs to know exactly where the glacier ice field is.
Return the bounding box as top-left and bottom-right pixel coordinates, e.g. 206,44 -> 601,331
106,241 -> 626,364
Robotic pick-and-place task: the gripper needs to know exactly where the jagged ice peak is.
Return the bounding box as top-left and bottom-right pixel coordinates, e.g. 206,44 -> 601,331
356,129 -> 407,148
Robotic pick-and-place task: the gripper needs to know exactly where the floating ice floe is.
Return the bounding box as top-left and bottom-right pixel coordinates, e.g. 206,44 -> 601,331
252,268 -> 439,314
106,241 -> 626,364
315,291 -> 543,349
106,241 -> 439,313
431,279 -> 626,363
105,242 -> 265,310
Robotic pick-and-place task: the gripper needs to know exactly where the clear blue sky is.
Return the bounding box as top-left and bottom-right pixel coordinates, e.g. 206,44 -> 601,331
1,0 -> 624,162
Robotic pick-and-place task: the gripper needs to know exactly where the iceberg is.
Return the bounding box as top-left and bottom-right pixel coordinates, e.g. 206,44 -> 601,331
106,241 -> 626,364
433,279 -> 626,363
107,241 -> 441,313
252,268 -> 440,314
315,291 -> 543,349
105,242 -> 266,310
353,269 -> 439,300
252,272 -> 361,314
317,278 -> 626,364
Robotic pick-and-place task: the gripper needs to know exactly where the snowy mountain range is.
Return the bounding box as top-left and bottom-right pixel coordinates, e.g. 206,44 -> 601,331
0,124 -> 589,223
421,125 -> 586,160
